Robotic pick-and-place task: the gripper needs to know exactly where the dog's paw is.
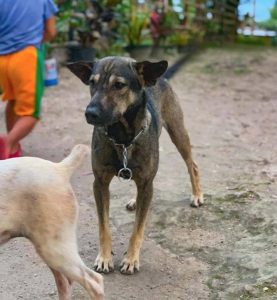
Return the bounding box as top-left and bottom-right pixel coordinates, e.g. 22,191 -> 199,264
126,198 -> 136,211
94,253 -> 114,274
120,254 -> 139,275
91,272 -> 105,300
190,193 -> 204,208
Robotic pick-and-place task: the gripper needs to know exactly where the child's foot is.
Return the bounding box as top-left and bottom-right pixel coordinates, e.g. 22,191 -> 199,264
9,144 -> 22,158
0,136 -> 10,160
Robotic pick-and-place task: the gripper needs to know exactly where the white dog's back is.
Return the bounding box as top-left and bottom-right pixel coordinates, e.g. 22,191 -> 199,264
0,144 -> 90,189
0,144 -> 90,241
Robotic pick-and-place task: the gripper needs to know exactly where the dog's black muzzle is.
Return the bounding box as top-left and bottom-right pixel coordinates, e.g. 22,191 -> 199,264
85,105 -> 102,125
85,104 -> 115,126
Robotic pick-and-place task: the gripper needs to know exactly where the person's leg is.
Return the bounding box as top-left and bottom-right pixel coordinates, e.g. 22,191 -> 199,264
5,100 -> 18,132
0,116 -> 38,158
5,100 -> 26,155
0,46 -> 43,159
0,54 -> 19,157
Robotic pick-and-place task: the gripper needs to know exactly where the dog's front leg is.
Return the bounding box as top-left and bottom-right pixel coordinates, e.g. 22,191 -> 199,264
93,175 -> 114,273
120,179 -> 153,275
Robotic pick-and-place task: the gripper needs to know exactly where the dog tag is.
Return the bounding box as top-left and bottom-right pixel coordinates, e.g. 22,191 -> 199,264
118,168 -> 132,182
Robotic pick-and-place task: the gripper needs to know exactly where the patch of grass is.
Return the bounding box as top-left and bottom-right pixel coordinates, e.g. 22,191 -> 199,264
234,66 -> 250,74
236,35 -> 273,47
207,262 -> 260,299
214,191 -> 260,203
238,280 -> 277,299
256,281 -> 277,295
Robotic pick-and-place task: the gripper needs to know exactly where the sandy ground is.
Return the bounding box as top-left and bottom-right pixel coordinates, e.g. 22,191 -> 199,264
0,46 -> 277,300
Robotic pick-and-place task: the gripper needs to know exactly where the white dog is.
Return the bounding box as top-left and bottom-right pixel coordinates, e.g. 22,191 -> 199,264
0,145 -> 104,300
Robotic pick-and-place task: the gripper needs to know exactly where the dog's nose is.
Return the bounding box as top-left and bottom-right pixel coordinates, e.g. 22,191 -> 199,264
85,106 -> 101,124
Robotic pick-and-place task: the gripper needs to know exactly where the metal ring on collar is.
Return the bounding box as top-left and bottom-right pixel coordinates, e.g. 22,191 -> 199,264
118,167 -> 133,182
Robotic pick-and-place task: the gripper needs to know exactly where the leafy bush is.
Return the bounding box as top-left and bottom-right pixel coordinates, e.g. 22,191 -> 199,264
114,0 -> 150,47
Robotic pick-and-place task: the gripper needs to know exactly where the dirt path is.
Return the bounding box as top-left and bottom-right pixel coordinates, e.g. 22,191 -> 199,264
0,46 -> 277,300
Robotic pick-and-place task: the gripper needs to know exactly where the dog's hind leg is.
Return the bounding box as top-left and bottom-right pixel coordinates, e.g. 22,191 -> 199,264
50,268 -> 72,300
37,240 -> 104,300
93,174 -> 114,273
61,263 -> 104,300
162,96 -> 203,207
126,198 -> 136,211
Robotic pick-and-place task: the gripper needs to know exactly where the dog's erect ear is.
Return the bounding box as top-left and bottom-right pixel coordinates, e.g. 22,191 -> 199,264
134,60 -> 168,86
67,61 -> 94,85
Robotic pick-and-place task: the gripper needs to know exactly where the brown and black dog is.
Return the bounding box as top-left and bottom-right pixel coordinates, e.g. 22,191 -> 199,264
67,57 -> 203,275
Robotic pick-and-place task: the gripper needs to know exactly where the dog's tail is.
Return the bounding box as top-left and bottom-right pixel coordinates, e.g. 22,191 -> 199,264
59,144 -> 90,177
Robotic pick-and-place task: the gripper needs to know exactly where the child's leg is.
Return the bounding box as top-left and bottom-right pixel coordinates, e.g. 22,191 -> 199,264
1,116 -> 38,158
5,100 -> 18,132
5,100 -> 22,154
0,46 -> 43,159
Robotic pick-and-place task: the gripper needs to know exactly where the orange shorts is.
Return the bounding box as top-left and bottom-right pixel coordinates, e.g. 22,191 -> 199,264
0,46 -> 44,118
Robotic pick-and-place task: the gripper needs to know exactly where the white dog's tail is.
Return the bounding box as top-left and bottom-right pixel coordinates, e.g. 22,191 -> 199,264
59,144 -> 90,177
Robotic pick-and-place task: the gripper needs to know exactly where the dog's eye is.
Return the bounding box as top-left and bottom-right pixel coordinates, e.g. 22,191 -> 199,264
90,79 -> 95,86
113,82 -> 126,90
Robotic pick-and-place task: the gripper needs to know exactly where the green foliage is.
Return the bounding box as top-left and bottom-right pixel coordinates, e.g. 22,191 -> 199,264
236,35 -> 272,46
54,0 -> 88,44
54,2 -> 70,43
259,2 -> 277,31
52,0 -> 242,53
205,20 -> 221,33
114,0 -> 149,47
166,32 -> 189,46
162,8 -> 180,29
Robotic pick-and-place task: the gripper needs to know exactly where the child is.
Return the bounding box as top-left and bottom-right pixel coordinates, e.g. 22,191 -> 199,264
0,0 -> 58,159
